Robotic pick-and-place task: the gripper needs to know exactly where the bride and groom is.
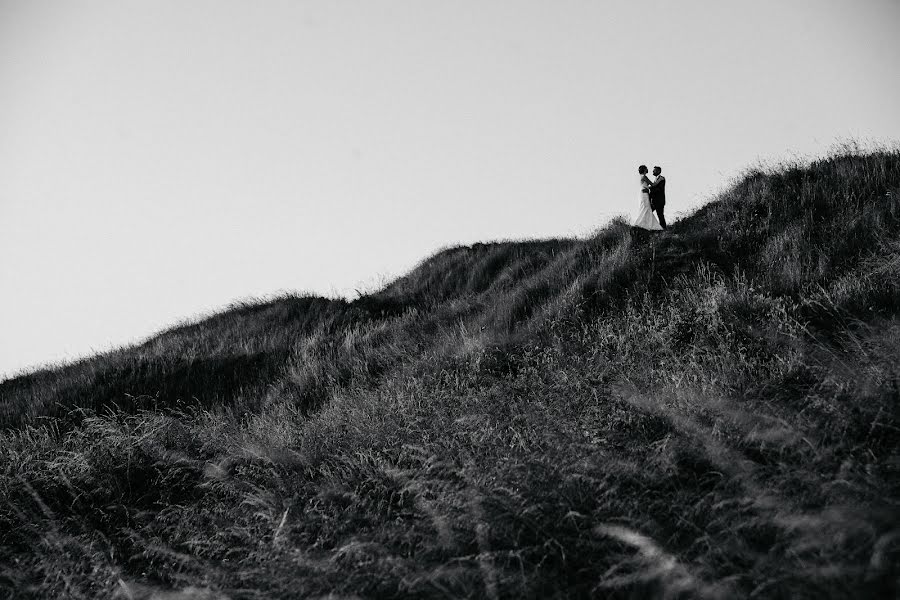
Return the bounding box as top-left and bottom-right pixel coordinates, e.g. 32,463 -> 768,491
633,165 -> 667,231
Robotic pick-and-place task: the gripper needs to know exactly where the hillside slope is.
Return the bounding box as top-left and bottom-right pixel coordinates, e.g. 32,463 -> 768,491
2,149 -> 900,599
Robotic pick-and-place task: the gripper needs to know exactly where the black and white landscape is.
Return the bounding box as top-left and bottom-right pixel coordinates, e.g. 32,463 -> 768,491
1,2 -> 899,599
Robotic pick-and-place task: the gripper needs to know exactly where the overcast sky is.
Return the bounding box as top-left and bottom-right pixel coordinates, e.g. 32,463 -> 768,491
2,0 -> 899,379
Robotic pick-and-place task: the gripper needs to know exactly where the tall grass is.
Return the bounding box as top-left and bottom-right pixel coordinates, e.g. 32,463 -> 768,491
1,148 -> 899,598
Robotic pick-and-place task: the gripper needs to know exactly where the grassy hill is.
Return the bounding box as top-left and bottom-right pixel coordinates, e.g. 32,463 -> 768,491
2,149 -> 899,599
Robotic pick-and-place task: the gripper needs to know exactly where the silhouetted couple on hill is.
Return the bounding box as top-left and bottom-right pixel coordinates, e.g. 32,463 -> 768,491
633,165 -> 667,231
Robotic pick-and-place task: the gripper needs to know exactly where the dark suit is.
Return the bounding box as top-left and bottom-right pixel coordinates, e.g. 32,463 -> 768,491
649,175 -> 667,230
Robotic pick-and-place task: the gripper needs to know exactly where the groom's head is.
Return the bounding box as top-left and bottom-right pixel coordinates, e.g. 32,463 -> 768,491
638,165 -> 648,174
653,166 -> 662,176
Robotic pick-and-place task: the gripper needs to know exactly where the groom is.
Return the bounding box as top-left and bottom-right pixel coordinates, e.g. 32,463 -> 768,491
648,166 -> 667,230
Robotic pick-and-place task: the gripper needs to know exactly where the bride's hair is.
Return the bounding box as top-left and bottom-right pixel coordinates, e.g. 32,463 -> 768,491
638,165 -> 648,174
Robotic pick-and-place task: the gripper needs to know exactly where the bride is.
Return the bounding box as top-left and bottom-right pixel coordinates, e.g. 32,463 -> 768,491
632,164 -> 663,231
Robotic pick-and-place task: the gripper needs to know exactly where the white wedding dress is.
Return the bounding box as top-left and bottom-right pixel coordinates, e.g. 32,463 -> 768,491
632,175 -> 663,230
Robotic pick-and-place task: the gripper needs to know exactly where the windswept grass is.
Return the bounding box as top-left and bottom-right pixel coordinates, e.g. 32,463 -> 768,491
1,148 -> 899,598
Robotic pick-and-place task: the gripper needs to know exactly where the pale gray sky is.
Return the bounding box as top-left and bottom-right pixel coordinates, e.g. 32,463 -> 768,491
2,0 -> 899,379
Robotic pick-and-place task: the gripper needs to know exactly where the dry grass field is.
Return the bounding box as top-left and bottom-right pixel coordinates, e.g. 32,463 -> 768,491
2,148 -> 899,599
